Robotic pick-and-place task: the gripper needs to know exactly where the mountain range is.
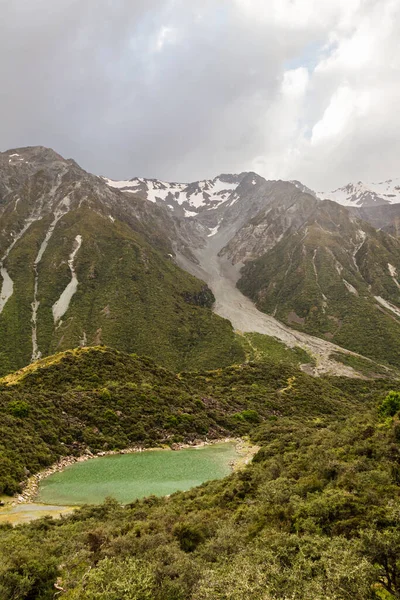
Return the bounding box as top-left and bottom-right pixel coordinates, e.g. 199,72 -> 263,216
0,146 -> 244,375
1,145 -> 400,376
1,145 -> 400,599
104,165 -> 400,371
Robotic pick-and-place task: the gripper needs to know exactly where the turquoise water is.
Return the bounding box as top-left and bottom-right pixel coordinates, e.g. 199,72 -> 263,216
37,443 -> 237,505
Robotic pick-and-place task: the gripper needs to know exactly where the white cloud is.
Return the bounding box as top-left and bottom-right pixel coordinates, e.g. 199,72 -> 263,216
282,67 -> 309,97
247,0 -> 400,189
311,85 -> 365,145
155,25 -> 177,52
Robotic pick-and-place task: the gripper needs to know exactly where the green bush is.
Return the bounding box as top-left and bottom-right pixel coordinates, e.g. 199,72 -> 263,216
233,409 -> 260,423
173,523 -> 206,553
65,557 -> 155,599
7,400 -> 29,418
379,391 -> 400,418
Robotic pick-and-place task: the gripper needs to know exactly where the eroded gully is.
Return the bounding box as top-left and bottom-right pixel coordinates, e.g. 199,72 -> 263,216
176,230 -> 364,377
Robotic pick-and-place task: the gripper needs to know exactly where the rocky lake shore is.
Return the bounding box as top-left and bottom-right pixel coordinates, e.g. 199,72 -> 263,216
11,437 -> 258,505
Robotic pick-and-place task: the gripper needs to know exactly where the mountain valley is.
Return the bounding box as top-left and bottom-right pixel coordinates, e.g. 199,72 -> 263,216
0,147 -> 244,375
1,146 -> 400,599
105,163 -> 400,372
1,146 -> 400,376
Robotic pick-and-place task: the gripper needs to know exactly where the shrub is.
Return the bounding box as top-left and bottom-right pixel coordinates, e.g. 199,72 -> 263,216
7,401 -> 29,418
233,409 -> 260,423
379,391 -> 400,418
173,523 -> 205,553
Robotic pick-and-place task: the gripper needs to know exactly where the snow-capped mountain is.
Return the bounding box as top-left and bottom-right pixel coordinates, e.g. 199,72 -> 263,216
103,174 -> 247,216
318,178 -> 400,207
105,172 -> 400,216
289,180 -> 317,198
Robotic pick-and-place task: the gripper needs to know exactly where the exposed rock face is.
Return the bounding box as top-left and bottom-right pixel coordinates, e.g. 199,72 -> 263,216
103,172 -> 246,217
218,184 -> 317,264
235,198 -> 400,367
107,168 -> 400,369
349,203 -> 400,237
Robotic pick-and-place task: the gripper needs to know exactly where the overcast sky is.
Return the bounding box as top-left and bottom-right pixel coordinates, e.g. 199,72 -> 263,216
0,0 -> 399,189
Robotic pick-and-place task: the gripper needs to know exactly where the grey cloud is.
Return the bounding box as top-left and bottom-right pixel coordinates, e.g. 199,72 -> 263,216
0,0 -> 311,180
0,0 -> 399,189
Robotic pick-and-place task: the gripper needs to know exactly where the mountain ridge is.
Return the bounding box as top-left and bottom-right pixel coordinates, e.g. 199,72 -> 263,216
1,144 -> 400,375
0,146 -> 244,374
318,178 -> 400,207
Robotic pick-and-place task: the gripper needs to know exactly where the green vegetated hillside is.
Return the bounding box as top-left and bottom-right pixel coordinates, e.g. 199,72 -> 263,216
238,201 -> 400,368
0,207 -> 243,375
2,148 -> 400,598
0,148 -> 243,375
239,332 -> 314,367
0,346 -> 400,599
0,345 -> 351,495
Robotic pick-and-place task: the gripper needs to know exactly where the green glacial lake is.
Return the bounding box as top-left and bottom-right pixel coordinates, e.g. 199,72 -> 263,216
37,443 -> 238,506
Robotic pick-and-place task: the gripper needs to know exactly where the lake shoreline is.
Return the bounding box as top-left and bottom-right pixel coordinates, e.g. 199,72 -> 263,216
8,437 -> 258,506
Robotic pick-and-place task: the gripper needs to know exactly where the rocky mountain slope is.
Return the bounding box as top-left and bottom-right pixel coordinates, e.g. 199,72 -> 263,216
349,203 -> 400,238
0,146 -> 244,375
236,197 -> 400,367
2,145 -> 400,376
106,169 -> 400,370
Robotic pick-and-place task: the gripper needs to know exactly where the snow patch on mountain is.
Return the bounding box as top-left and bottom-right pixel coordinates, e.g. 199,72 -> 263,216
343,280 -> 358,295
388,263 -> 400,289
52,235 -> 82,323
208,224 -> 221,237
0,267 -> 13,314
8,152 -> 25,165
103,176 -> 240,213
319,178 -> 400,207
31,196 -> 71,361
0,214 -> 45,314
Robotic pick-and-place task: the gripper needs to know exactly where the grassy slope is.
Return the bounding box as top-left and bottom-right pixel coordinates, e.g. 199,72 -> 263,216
238,224 -> 400,368
0,207 -> 244,375
238,332 -> 314,366
0,345 -> 392,496
0,351 -> 399,598
0,346 -> 236,495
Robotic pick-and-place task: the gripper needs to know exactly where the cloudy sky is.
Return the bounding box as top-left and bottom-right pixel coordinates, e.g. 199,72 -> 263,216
0,0 -> 399,189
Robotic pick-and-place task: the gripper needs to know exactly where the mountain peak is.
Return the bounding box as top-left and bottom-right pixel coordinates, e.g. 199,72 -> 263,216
318,177 -> 400,207
102,172 -> 252,217
1,145 -> 67,163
